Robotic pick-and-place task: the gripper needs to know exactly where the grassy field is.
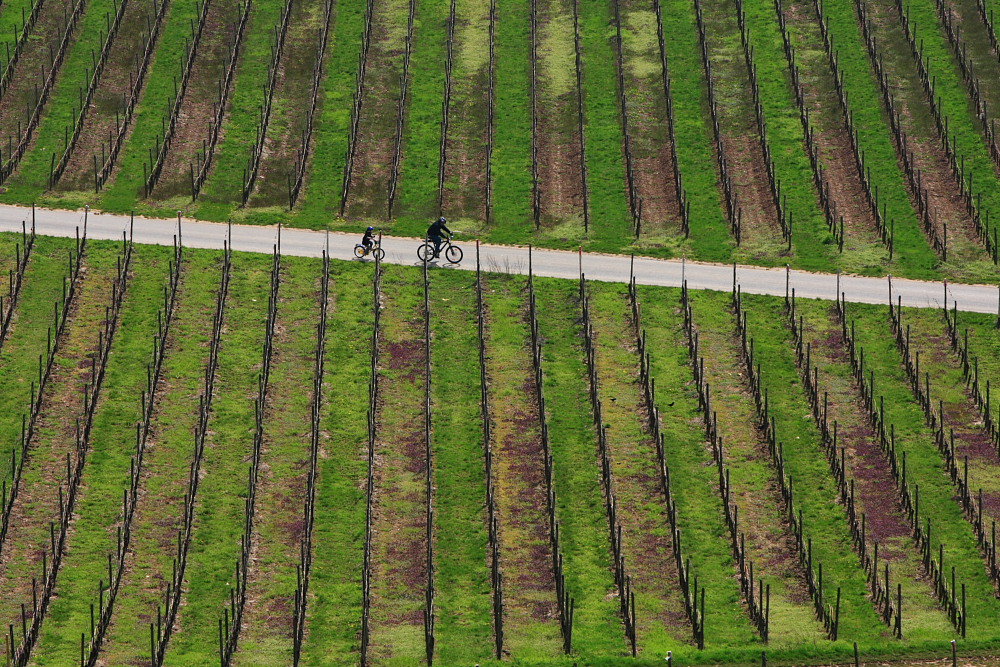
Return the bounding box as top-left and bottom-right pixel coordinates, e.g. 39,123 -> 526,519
1,0 -> 1000,279
1,227 -> 1000,665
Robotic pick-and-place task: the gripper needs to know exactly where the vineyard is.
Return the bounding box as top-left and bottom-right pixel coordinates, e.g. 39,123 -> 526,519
0,0 -> 998,278
0,221 -> 998,666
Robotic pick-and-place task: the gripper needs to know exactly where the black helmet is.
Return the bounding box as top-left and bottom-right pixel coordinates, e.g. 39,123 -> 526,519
437,217 -> 446,223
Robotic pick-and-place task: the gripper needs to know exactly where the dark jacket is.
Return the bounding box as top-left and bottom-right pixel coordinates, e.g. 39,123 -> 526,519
427,220 -> 451,238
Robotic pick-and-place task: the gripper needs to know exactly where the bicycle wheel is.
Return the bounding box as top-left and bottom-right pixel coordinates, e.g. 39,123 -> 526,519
373,247 -> 385,261
445,245 -> 463,264
417,243 -> 434,262
353,245 -> 366,259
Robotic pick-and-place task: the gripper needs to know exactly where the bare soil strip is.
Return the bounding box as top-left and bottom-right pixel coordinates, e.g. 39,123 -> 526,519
152,0 -> 242,199
866,0 -> 988,265
783,0 -> 884,251
482,276 -> 562,657
686,295 -> 825,645
534,0 -> 585,225
0,246 -> 117,631
619,0 -> 680,234
698,0 -> 784,251
366,265 -> 429,662
94,252 -> 220,665
249,0 -> 330,207
440,0 -> 489,220
343,0 -> 407,219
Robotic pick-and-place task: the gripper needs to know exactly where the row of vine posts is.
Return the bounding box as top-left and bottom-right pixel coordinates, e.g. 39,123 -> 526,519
147,231 -> 232,666
7,220 -> 131,667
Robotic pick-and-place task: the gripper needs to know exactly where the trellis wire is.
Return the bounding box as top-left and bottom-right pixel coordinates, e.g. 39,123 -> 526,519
570,0 -> 590,233
526,248 -> 574,653
286,0 -> 334,209
5,224 -> 131,667
385,0 -> 416,219
291,242 -> 330,664
474,244 -> 504,658
75,217 -> 183,667
359,253 -> 381,667
0,212 -> 36,354
240,0 -> 294,205
147,233 -> 232,666
143,0 -> 214,196
216,234 -> 281,666
339,0 -> 376,216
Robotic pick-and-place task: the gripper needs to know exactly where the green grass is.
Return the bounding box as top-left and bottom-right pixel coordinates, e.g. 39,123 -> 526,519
532,276 -> 625,658
577,0 -> 632,248
486,0 -> 534,243
230,259 -> 321,665
96,250 -> 221,665
30,244 -> 172,665
296,259 -> 373,666
742,0 -> 837,270
426,268 -> 493,664
160,252 -> 271,666
393,0 -> 449,224
192,0 -> 290,219
794,0 -> 939,280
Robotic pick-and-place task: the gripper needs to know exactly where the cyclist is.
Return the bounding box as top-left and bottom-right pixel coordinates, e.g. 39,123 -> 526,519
426,217 -> 452,259
361,226 -> 376,254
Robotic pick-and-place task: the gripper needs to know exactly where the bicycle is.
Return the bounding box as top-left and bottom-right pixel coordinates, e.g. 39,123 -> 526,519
417,235 -> 463,264
354,239 -> 385,260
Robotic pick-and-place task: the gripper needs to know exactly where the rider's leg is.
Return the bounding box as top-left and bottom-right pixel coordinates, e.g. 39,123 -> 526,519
432,235 -> 443,257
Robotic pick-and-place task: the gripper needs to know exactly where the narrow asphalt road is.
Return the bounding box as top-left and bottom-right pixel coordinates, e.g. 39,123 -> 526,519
0,204 -> 996,314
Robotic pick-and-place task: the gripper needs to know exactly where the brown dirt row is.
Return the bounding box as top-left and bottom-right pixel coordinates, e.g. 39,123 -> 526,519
343,0 -> 408,220
899,311 -> 1000,520
697,0 -> 784,251
58,0 -> 167,190
866,0 -> 987,264
94,254 -> 219,666
249,0 -> 330,208
440,0 -> 489,221
366,272 -> 429,662
534,0 -> 586,226
0,251 -> 115,633
619,0 -> 680,234
587,292 -> 692,645
230,270 -> 321,664
686,299 -> 823,643
784,0 -> 884,252
481,278 -> 561,654
0,0 -> 79,144
152,0 -> 242,199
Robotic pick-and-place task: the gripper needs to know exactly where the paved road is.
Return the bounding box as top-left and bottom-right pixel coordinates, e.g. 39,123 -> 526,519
0,204 -> 997,314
